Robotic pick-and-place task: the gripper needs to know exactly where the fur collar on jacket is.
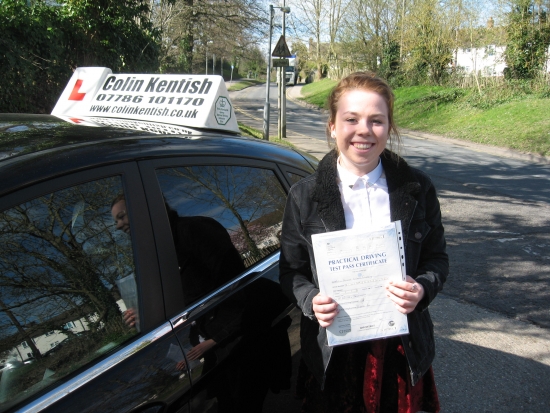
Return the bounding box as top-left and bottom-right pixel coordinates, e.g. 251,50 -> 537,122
311,148 -> 422,242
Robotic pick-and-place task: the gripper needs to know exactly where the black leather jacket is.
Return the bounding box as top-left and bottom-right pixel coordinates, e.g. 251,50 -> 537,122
279,149 -> 448,388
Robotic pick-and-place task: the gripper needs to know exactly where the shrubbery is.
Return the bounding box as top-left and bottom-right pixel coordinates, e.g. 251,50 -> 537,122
0,0 -> 160,113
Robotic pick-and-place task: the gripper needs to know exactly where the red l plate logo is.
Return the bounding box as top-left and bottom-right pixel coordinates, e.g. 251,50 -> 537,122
68,79 -> 86,101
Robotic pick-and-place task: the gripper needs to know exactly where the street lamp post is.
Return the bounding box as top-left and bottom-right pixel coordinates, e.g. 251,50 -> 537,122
280,0 -> 287,140
263,5 -> 291,141
205,40 -> 213,75
263,6 -> 275,141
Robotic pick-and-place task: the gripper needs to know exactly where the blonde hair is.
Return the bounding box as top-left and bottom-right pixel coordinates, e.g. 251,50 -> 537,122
325,72 -> 401,157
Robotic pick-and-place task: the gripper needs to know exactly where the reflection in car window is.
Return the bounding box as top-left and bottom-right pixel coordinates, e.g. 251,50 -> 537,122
0,177 -> 139,411
157,165 -> 286,272
287,172 -> 306,186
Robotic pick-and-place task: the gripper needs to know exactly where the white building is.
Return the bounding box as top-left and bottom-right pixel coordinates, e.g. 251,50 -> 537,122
14,318 -> 91,362
10,299 -> 127,363
454,45 -> 550,76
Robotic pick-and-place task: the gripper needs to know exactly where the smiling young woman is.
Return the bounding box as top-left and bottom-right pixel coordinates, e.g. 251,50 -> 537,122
329,89 -> 390,177
279,72 -> 448,413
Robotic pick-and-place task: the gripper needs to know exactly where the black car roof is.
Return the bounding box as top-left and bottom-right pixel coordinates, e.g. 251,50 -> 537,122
0,114 -> 317,197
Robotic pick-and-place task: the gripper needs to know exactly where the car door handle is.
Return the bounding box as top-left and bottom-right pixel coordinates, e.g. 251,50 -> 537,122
172,312 -> 189,328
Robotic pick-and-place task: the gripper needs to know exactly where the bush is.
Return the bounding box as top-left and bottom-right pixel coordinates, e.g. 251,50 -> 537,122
0,0 -> 160,114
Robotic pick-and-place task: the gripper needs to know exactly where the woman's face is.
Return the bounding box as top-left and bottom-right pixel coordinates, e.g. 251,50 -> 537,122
329,89 -> 389,176
111,200 -> 130,234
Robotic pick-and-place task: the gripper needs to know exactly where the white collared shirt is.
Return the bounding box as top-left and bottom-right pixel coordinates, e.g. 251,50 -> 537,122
336,157 -> 391,230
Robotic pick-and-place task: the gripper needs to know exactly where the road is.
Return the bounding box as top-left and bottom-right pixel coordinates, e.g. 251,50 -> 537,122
230,83 -> 550,412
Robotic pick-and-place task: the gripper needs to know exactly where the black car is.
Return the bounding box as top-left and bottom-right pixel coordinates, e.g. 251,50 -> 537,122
0,113 -> 317,413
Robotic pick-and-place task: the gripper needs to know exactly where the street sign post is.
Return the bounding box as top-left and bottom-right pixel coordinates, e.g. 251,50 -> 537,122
272,35 -> 291,140
263,5 -> 291,141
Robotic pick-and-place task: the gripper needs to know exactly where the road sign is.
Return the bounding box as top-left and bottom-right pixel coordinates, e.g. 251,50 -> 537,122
272,35 -> 291,57
272,58 -> 289,67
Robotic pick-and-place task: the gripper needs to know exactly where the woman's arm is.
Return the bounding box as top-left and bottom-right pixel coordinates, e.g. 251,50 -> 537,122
387,178 -> 448,313
413,179 -> 448,310
279,188 -> 320,320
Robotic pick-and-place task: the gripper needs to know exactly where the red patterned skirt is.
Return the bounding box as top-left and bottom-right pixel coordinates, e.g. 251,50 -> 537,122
300,337 -> 440,413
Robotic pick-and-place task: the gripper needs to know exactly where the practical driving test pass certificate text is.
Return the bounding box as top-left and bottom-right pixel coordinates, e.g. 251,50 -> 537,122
311,221 -> 409,346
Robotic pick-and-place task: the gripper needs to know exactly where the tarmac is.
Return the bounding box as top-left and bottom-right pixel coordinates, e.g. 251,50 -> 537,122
230,84 -> 550,412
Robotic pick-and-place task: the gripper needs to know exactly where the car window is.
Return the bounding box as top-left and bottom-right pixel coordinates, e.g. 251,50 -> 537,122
155,165 -> 287,304
0,177 -> 140,411
287,172 -> 306,186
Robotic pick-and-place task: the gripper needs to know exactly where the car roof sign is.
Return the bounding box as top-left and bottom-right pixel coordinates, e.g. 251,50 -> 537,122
52,67 -> 239,134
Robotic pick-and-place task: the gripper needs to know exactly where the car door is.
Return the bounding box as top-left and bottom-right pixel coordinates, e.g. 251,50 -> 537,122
138,156 -> 299,413
0,163 -> 192,413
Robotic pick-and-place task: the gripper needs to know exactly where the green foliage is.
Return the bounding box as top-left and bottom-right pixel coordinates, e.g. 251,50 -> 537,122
176,36 -> 194,74
379,40 -> 402,84
401,0 -> 453,86
0,1 -> 72,113
393,83 -> 550,155
504,0 -> 550,79
237,122 -> 295,148
291,41 -> 309,77
228,79 -> 264,91
463,78 -> 550,108
300,79 -> 338,109
0,0 -> 160,113
405,88 -> 465,105
62,0 -> 160,72
238,122 -> 263,139
233,46 -> 266,80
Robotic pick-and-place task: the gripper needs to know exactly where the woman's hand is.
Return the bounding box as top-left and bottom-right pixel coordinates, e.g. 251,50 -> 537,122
175,339 -> 217,371
312,293 -> 339,327
386,275 -> 425,314
186,339 -> 216,361
123,308 -> 137,327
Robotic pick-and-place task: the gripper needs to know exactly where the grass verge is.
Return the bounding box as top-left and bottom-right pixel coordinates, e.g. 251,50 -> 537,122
298,80 -> 550,156
238,122 -> 296,149
227,79 -> 264,91
393,86 -> 550,156
300,79 -> 337,109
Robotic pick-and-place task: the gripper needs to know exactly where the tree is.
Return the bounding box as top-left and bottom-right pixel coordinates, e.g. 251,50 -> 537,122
160,165 -> 286,262
63,0 -> 160,72
340,0 -> 399,73
0,1 -> 73,113
290,40 -> 310,79
503,0 -> 550,79
150,0 -> 267,75
326,0 -> 349,78
401,0 -> 454,84
236,45 -> 267,79
289,0 -> 328,79
0,0 -> 160,113
0,178 -> 132,346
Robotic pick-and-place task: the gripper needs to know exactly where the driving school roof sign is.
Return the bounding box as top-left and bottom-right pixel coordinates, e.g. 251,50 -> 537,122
52,67 -> 239,134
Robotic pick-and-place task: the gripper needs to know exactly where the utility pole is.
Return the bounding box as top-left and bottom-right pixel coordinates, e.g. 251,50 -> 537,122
279,0 -> 287,140
263,5 -> 290,141
263,6 -> 275,141
205,40 -> 212,75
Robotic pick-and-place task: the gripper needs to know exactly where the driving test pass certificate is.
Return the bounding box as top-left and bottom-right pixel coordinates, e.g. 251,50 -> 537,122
311,221 -> 409,346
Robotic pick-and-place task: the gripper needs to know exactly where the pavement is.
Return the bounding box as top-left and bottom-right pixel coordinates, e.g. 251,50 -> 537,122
231,84 -> 550,412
